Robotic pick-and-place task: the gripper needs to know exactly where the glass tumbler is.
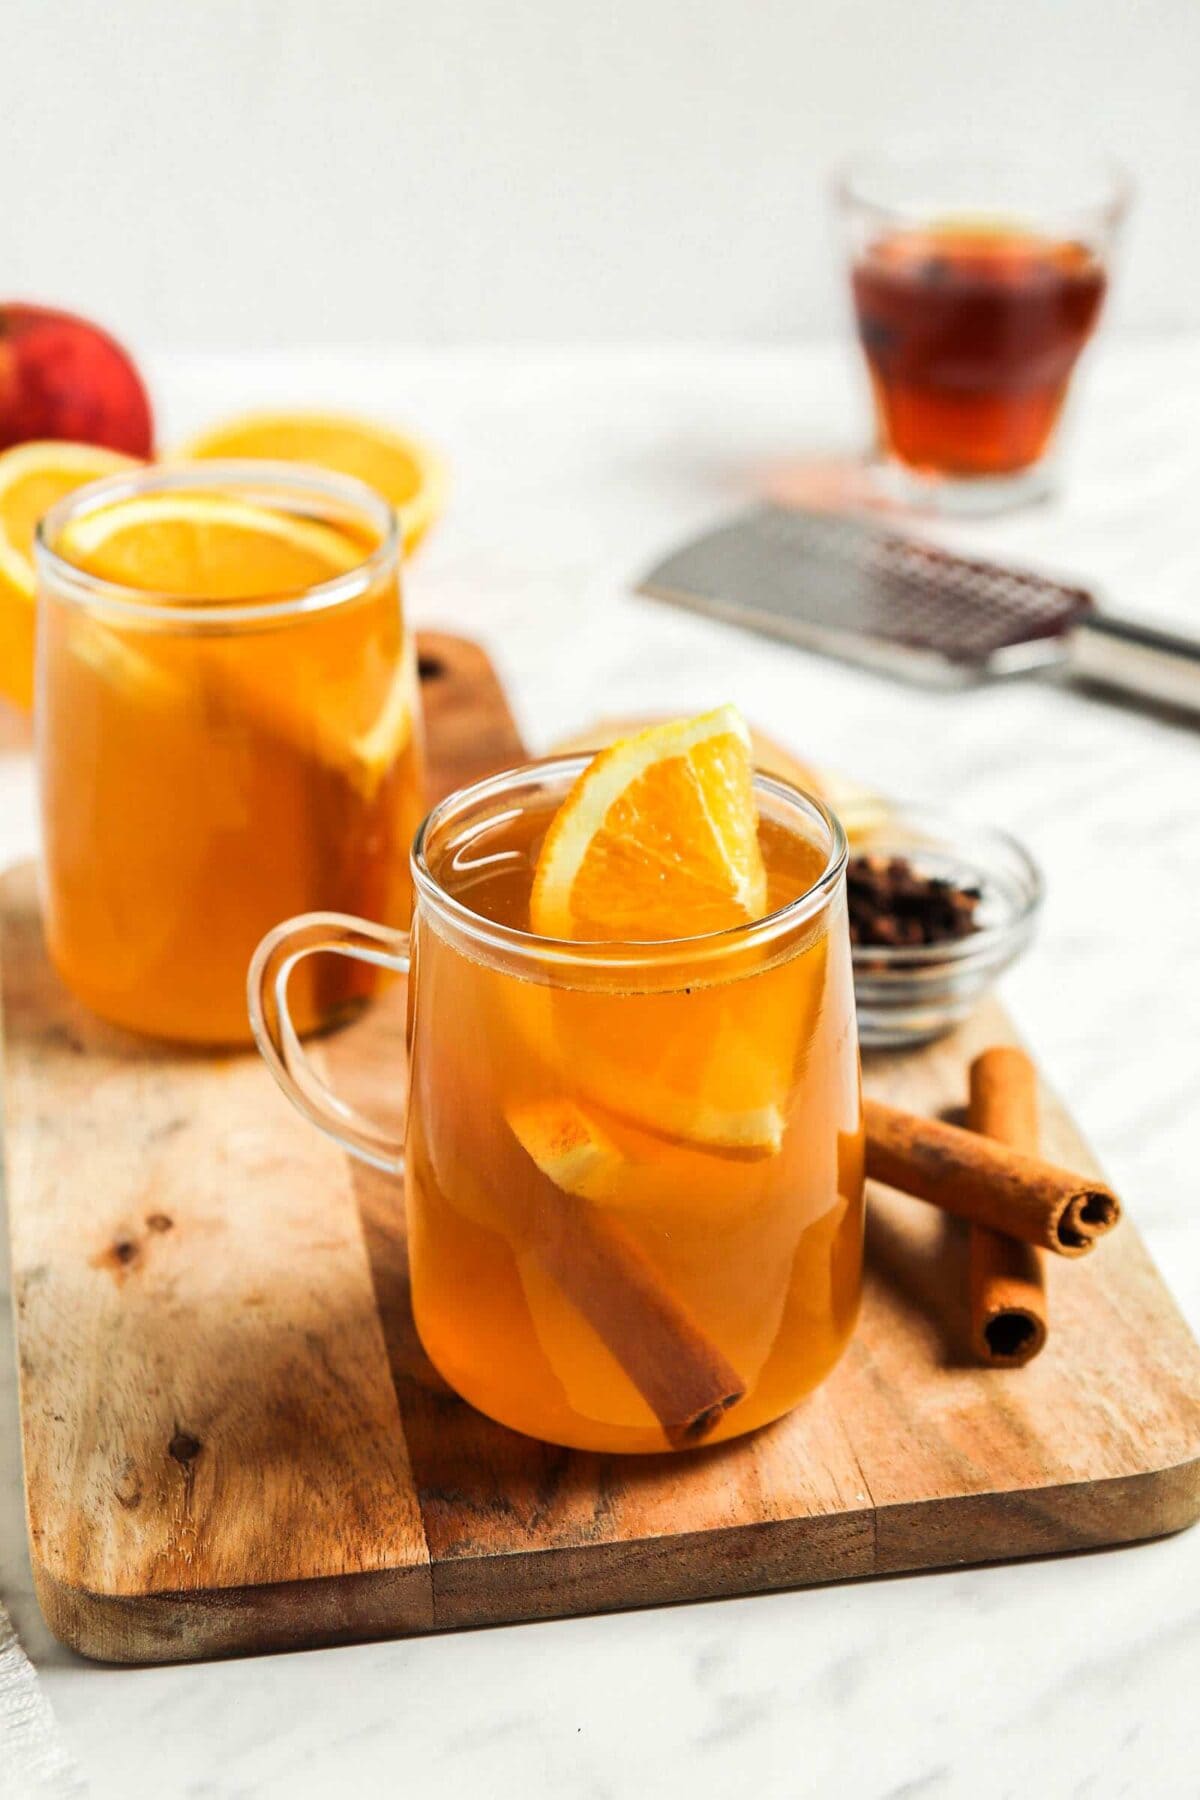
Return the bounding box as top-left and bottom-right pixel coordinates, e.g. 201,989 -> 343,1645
835,145 -> 1130,512
36,462 -> 424,1043
249,758 -> 865,1455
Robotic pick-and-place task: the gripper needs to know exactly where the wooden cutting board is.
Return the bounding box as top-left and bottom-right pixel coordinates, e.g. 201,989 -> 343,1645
4,631 -> 1200,1664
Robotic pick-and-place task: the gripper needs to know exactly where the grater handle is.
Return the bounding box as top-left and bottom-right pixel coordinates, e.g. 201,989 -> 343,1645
1066,611 -> 1200,718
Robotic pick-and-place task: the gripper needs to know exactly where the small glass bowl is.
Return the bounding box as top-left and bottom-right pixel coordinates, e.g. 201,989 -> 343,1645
839,801 -> 1043,1049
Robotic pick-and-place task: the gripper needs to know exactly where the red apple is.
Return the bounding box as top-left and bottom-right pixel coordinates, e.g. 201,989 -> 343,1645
0,303 -> 153,455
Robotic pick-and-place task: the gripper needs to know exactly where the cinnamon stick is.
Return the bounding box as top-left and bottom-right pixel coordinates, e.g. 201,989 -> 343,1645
863,1097 -> 1121,1257
967,1048 -> 1048,1366
533,1197 -> 745,1446
463,1110 -> 746,1446
424,1033 -> 745,1447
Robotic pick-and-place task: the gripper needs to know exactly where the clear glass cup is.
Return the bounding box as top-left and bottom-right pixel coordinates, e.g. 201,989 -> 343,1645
834,145 -> 1130,513
36,462 -> 424,1044
248,757 -> 865,1455
843,800 -> 1043,1048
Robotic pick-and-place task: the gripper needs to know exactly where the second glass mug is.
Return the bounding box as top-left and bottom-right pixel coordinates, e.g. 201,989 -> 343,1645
249,757 -> 865,1455
35,461 -> 424,1044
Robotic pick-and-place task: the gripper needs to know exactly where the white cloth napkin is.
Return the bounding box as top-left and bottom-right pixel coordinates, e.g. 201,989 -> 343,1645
0,1600 -> 86,1798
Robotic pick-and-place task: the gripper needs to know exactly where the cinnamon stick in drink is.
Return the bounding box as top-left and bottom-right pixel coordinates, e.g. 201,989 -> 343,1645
863,1098 -> 1120,1257
432,1107 -> 745,1447
966,1048 -> 1048,1366
533,1197 -> 745,1446
501,1096 -> 745,1444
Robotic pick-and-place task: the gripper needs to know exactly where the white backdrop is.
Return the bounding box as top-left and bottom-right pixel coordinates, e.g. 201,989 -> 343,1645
5,0 -> 1198,348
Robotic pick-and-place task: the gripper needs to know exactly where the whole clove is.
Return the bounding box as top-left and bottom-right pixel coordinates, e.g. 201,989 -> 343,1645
847,853 -> 981,951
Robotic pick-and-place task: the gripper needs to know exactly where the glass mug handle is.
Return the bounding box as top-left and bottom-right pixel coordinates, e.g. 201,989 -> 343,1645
247,911 -> 410,1174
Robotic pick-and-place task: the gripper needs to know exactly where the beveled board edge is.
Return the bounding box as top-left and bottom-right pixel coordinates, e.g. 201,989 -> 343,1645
30,1561 -> 434,1666
28,1453 -> 1200,1664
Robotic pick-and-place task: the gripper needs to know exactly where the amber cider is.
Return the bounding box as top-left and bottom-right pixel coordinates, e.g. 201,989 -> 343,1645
38,511 -> 422,1043
405,790 -> 864,1454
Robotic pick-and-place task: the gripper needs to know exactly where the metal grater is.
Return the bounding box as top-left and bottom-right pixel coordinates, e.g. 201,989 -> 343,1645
638,505 -> 1200,714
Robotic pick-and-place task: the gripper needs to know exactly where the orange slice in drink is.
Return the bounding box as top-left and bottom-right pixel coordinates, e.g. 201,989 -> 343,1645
178,410 -> 447,555
522,707 -> 816,1158
508,1097 -> 626,1202
531,705 -> 767,942
59,492 -> 363,596
532,976 -> 803,1158
0,440 -> 140,708
58,493 -> 416,797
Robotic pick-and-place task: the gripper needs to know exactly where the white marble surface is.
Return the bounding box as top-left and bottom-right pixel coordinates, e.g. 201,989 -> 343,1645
1,342 -> 1199,1798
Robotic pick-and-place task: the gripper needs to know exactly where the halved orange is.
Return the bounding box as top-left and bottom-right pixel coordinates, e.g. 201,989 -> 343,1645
531,705 -> 767,942
178,410 -> 447,554
0,440 -> 139,708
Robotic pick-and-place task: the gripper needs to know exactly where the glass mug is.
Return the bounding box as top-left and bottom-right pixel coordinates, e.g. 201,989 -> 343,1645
249,757 -> 865,1455
36,462 -> 424,1044
835,145 -> 1129,512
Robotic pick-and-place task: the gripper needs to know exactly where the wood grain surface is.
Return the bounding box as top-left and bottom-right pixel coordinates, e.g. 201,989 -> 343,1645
3,631 -> 1199,1663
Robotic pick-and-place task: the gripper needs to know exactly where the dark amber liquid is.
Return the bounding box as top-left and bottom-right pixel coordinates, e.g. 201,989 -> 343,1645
852,225 -> 1106,478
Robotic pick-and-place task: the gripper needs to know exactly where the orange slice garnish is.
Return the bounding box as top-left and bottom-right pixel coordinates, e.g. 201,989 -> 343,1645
178,410 -> 447,554
548,715 -> 888,843
531,705 -> 767,942
519,708 -> 809,1157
